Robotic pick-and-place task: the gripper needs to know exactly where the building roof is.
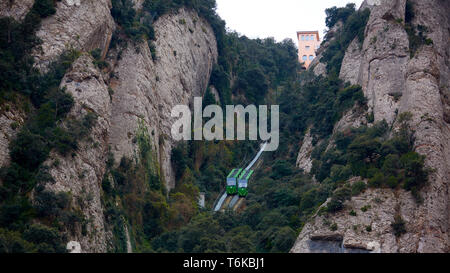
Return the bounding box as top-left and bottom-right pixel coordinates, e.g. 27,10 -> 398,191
297,31 -> 320,41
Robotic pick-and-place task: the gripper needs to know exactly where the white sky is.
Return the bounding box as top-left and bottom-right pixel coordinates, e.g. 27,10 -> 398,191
216,0 -> 364,44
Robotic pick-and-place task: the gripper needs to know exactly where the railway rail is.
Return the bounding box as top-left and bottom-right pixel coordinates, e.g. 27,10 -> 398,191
213,143 -> 267,212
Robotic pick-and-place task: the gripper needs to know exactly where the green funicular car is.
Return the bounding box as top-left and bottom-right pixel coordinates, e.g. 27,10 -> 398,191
238,170 -> 253,197
226,168 -> 242,195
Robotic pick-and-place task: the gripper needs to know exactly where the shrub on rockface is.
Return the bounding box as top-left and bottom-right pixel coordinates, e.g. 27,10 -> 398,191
327,186 -> 351,213
325,3 -> 357,29
31,0 -> 57,18
392,215 -> 407,237
0,0 -> 103,252
312,117 -> 429,208
322,5 -> 370,76
404,0 -> 433,58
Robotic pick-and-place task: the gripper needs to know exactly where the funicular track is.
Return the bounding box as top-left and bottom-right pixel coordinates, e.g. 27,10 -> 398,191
213,143 -> 267,212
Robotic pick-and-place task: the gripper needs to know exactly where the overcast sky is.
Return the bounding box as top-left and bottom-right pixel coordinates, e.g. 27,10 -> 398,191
216,0 -> 364,44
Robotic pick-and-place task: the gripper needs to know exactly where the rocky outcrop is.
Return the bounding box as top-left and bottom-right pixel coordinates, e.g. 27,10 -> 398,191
33,0 -> 115,70
296,129 -> 313,173
131,0 -> 144,10
359,0 -> 410,126
399,0 -> 450,250
209,86 -> 222,105
1,0 -> 113,170
108,8 -> 217,190
292,0 -> 450,253
0,0 -> 34,21
43,54 -> 112,253
339,39 -> 363,85
291,186 -> 418,253
333,106 -> 368,134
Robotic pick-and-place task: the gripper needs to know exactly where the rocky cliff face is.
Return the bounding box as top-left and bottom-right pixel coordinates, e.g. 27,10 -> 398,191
0,0 -> 34,21
33,0 -> 115,71
292,0 -> 450,253
107,8 -> 217,190
0,1 -> 217,252
44,54 -> 112,252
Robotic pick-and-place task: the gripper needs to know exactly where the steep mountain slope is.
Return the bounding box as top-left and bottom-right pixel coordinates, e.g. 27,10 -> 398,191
292,0 -> 449,253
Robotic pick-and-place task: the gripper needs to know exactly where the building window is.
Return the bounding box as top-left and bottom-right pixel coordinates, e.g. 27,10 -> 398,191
306,46 -> 310,50
311,35 -> 315,41
309,55 -> 314,61
302,55 -> 307,61
301,35 -> 304,41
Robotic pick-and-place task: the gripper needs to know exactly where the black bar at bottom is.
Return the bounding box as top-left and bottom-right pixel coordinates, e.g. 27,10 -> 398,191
1,253 -> 446,272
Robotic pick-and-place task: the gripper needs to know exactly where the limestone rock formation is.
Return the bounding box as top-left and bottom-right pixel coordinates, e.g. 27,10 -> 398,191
33,0 -> 115,70
42,54 -> 112,252
0,0 -> 34,21
339,39 -> 363,85
332,106 -> 368,134
108,8 -> 217,190
0,0 -> 114,172
292,0 -> 450,253
35,6 -> 216,251
35,7 -> 217,251
296,129 -> 314,173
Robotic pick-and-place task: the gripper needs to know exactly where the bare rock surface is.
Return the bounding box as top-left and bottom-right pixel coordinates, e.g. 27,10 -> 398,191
333,106 -> 368,134
339,38 -> 363,85
296,129 -> 314,173
0,0 -> 34,21
33,0 -> 115,70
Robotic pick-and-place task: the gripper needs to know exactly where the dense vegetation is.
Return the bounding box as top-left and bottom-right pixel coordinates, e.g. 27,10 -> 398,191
0,1 -> 97,252
147,141 -> 304,253
321,3 -> 370,76
0,0 -> 58,105
313,114 -> 429,213
212,34 -> 300,105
